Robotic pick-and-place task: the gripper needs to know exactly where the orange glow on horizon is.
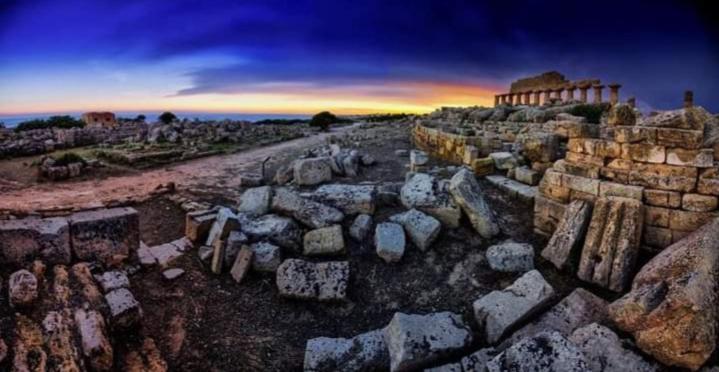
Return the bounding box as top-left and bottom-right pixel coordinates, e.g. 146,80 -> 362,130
0,81 -> 499,117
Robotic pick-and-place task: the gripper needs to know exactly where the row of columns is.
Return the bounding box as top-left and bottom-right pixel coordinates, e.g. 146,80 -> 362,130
494,83 -> 622,107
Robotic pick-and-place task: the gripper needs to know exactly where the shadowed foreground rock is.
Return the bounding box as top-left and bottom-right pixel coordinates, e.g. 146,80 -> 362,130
448,168 -> 499,238
608,217 -> 719,370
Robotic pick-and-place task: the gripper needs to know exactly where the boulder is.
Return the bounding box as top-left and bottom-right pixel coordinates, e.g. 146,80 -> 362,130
276,259 -> 349,301
8,269 -> 38,307
448,169 -> 500,238
569,323 -> 658,372
303,225 -> 345,256
304,329 -> 389,371
240,214 -> 302,251
0,217 -> 71,264
541,199 -> 592,271
577,197 -> 643,292
384,312 -> 473,371
312,184 -> 377,215
486,241 -> 534,272
294,157 -> 332,186
486,332 -> 590,372
502,288 -> 608,348
473,270 -> 555,344
271,187 -> 344,229
349,214 -> 373,241
69,207 -> 139,265
608,217 -> 719,370
389,209 -> 441,251
238,186 -> 272,216
249,242 -> 282,272
105,288 -> 142,328
375,222 -> 406,263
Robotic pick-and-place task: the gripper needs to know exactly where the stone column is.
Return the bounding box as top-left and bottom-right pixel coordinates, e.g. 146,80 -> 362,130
507,93 -> 515,106
593,84 -> 605,104
515,93 -> 522,106
684,90 -> 694,108
494,95 -> 500,107
578,83 -> 591,103
627,97 -> 636,109
553,88 -> 564,101
521,91 -> 529,105
608,83 -> 621,105
532,90 -> 541,106
565,84 -> 576,102
543,89 -> 552,105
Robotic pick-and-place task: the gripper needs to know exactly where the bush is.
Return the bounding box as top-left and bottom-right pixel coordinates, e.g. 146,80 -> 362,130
158,112 -> 177,125
309,111 -> 353,131
568,103 -> 611,124
15,115 -> 85,132
53,152 -> 86,167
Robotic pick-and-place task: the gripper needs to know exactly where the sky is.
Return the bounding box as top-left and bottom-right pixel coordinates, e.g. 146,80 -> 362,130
1,0 -> 718,116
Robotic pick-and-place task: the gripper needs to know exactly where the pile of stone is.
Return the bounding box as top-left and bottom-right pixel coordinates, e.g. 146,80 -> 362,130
274,146 -> 377,186
185,167 -> 500,303
146,119 -> 309,145
37,155 -> 91,181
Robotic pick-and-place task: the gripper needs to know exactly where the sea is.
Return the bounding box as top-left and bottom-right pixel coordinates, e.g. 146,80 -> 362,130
0,112 -> 312,128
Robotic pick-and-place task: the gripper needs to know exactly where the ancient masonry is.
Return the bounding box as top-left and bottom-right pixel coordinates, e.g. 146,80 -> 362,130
81,111 -> 118,128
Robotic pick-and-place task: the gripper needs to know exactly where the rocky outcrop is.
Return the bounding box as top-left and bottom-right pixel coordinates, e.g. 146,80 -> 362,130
608,217 -> 719,370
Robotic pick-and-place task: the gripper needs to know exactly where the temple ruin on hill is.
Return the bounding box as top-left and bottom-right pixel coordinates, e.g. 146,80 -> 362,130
493,71 -> 622,107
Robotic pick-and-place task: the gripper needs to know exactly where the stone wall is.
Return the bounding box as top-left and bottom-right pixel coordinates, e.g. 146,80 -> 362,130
535,105 -> 719,250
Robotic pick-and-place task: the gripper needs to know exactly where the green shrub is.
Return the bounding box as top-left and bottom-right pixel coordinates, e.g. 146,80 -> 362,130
158,112 -> 177,124
15,116 -> 85,132
309,111 -> 349,131
53,152 -> 86,166
568,103 -> 611,124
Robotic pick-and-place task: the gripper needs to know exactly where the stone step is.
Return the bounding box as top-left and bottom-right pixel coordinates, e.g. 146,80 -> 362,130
486,175 -> 538,203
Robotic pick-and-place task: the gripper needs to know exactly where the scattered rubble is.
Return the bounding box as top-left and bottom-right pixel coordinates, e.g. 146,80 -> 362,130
485,241 -> 534,272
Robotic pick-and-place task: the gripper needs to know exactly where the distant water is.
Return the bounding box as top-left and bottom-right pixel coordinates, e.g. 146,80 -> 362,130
0,112 -> 311,128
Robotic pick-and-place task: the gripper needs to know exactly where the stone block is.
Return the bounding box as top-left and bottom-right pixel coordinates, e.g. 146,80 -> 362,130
389,209 -> 440,251
561,160 -> 600,179
569,323 -> 658,372
533,195 -> 567,234
489,152 -> 517,170
463,145 -> 479,165
349,214 -> 373,241
641,107 -> 710,130
312,184 -> 377,215
304,329 -> 389,372
69,207 -> 139,265
643,189 -> 682,208
643,226 -> 673,248
238,186 -> 272,216
184,210 -> 216,243
0,217 -> 71,265
8,270 -> 38,307
622,143 -> 666,163
486,332 -> 590,372
655,128 -> 703,149
240,214 -> 302,251
249,242 -> 281,272
578,197 -> 643,292
698,168 -> 719,195
562,174 -> 599,195
94,271 -> 129,293
538,170 -> 570,203
541,200 -> 592,271
271,187 -> 344,229
105,288 -> 142,327
74,309 -> 113,371
473,270 -> 555,344
375,222 -> 405,263
230,246 -> 253,283
566,151 -> 604,167
303,225 -> 345,256
599,181 -> 644,200
294,157 -> 332,185
471,157 -> 494,176
607,104 -> 637,126
628,163 -> 697,193
669,209 -> 716,232
486,241 -> 534,272
449,169 -> 499,238
613,126 -> 656,143
276,259 -> 349,301
682,193 -> 718,212
666,148 -> 714,167
514,167 -> 541,186
644,206 -> 671,227
205,207 -> 240,247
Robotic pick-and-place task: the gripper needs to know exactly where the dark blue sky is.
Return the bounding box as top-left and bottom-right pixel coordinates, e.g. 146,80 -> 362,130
1,0 -> 717,114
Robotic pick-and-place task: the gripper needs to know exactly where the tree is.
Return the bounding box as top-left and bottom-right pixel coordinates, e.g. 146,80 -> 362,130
158,111 -> 177,124
135,114 -> 146,122
309,111 -> 338,131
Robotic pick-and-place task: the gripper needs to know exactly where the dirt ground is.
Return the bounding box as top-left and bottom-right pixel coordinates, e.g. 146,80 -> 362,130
121,126 -> 595,371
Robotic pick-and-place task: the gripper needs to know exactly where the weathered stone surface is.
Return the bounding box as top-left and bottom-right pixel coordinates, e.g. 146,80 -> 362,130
569,323 -> 658,372
349,214 -> 373,241
146,237 -> 192,267
384,312 -> 473,372
13,315 -> 47,371
205,207 -> 240,247
303,225 -> 345,256
682,193 -> 718,212
238,186 -> 272,216
449,169 -> 499,238
69,207 -> 139,264
123,337 -> 168,372
312,184 -> 377,215
622,143 -> 666,163
699,168 -> 719,196
608,103 -> 637,126
459,348 -> 497,372
541,200 -> 592,271
162,268 -> 185,280
106,287 -> 142,327
473,270 -> 555,344
276,259 -> 349,301
224,230 -> 248,268
517,132 -> 559,163
666,148 -> 714,167
628,163 -> 697,193
230,245 -> 253,283
410,150 -> 429,168
75,309 -> 113,371
240,213 -> 302,250
389,209 -> 440,251
303,329 -> 389,371
375,222 -> 406,263
72,263 -> 104,307
489,152 -> 517,170
486,241 -> 534,272
400,173 -> 462,228
0,217 -> 71,264
502,288 -> 608,348
643,189 -> 682,208
94,270 -> 129,293
486,332 -> 590,372
9,269 -> 38,307
578,197 -> 643,292
640,107 -> 711,131
271,187 -> 344,229
608,217 -> 719,370
42,311 -> 81,372
249,242 -> 282,272
514,166 -> 541,186
294,157 -> 332,185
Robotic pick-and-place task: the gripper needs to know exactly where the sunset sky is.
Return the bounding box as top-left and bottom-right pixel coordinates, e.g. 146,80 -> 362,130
1,0 -> 717,116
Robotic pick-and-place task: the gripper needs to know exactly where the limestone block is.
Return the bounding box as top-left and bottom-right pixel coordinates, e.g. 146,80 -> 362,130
607,104 -> 637,126
74,309 -> 113,371
644,206 -> 671,228
304,329 -> 389,372
486,332 -> 590,372
463,145 -> 479,165
541,200 -> 592,271
515,166 -> 541,186
669,209 -> 716,232
240,214 -> 302,251
69,207 -> 139,265
682,193 -> 718,212
599,181 -> 644,200
184,209 -> 216,243
238,186 -> 272,216
569,323 -> 658,372
205,207 -> 240,247
628,163 -> 697,193
249,242 -> 281,272
313,184 -> 377,215
271,187 -> 344,229
655,128 -> 704,149
533,195 -> 567,234
666,148 -> 714,167
389,209 -> 441,251
105,288 -> 142,328
578,197 -> 643,292
641,107 -> 711,130
294,157 -> 332,186
230,246 -> 253,283
489,152 -> 517,170
471,157 -> 494,176
562,174 -> 599,195
486,241 -> 534,272
349,214 -> 373,241
303,225 -> 345,256
643,189 -> 682,208
608,217 -> 719,370
566,151 -> 604,167
517,132 -> 559,163
276,259 -> 349,301
698,168 -> 719,195
375,222 -> 405,263
614,126 -> 656,143
622,143 -> 666,164
642,226 -> 673,249
449,169 -> 499,238
562,160 -> 600,179
0,217 -> 71,265
538,170 -> 570,203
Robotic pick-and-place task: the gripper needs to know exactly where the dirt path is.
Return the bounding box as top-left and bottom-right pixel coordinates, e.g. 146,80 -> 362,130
0,126 -> 354,213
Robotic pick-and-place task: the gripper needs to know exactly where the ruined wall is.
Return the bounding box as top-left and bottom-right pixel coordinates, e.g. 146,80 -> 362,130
535,105 -> 719,250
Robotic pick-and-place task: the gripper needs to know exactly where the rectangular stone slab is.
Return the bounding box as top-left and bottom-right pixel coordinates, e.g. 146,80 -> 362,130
69,208 -> 139,265
0,217 -> 71,264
